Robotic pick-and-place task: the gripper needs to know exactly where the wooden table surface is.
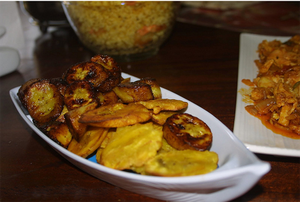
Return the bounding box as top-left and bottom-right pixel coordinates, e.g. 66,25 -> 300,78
1,4 -> 299,202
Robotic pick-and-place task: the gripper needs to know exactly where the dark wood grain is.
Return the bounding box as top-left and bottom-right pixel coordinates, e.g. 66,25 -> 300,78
1,5 -> 299,202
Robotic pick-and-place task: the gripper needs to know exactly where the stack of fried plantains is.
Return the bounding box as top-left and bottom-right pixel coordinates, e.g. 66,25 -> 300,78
18,55 -> 218,177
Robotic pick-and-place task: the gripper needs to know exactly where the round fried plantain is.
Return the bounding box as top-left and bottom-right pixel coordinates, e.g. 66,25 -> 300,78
163,113 -> 212,151
64,80 -> 97,110
20,79 -> 64,128
17,78 -> 41,109
90,55 -> 122,92
63,61 -> 110,88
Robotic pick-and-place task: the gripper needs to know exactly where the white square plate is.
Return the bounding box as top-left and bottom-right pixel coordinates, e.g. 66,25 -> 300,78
234,33 -> 300,157
10,73 -> 270,202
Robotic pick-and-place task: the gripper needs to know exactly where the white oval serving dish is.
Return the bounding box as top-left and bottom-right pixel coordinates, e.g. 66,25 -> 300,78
10,72 -> 270,202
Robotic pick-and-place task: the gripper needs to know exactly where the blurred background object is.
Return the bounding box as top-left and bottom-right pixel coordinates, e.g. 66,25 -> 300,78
178,1 -> 300,36
0,2 -> 24,76
62,1 -> 178,62
20,1 -> 69,33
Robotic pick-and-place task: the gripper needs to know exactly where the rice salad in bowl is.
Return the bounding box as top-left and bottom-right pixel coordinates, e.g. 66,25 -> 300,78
62,1 -> 177,61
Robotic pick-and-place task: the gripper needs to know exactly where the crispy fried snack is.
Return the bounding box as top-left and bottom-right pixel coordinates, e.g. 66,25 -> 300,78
17,79 -> 64,128
17,78 -> 40,109
113,82 -> 154,103
90,55 -> 122,92
163,113 -> 212,151
64,80 -> 96,110
135,77 -> 162,99
63,61 -> 110,88
64,102 -> 98,141
96,129 -> 116,163
96,90 -> 119,106
47,122 -> 72,148
137,99 -> 188,114
79,103 -> 151,128
151,111 -> 179,125
144,150 -> 218,177
50,77 -> 68,96
67,127 -> 109,158
55,105 -> 69,123
100,122 -> 163,170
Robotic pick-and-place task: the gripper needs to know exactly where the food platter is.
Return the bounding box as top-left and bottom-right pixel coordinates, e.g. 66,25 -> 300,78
234,33 -> 300,157
10,72 -> 270,202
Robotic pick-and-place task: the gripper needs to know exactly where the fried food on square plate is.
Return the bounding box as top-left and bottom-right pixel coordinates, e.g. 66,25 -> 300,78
100,122 -> 163,171
79,103 -> 151,128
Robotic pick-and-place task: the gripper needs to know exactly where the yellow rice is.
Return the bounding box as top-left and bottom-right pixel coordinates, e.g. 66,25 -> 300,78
65,1 -> 176,55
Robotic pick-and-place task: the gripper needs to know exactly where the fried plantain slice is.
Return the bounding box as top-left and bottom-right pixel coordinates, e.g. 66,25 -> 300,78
63,61 -> 110,88
65,102 -> 98,141
96,90 -> 119,106
144,150 -> 218,177
151,111 -> 179,125
67,126 -> 109,158
55,105 -> 69,123
18,79 -> 64,128
163,113 -> 212,151
79,103 -> 151,128
137,99 -> 188,114
113,82 -> 154,103
47,122 -> 73,148
96,129 -> 116,164
100,122 -> 163,171
64,80 -> 96,110
90,55 -> 122,92
17,78 -> 40,109
50,77 -> 68,97
135,77 -> 162,99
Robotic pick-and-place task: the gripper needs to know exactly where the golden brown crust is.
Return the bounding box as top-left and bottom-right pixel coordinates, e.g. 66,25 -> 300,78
50,77 -> 68,96
64,102 -> 98,141
21,79 -> 64,128
63,80 -> 96,110
163,113 -> 212,151
96,90 -> 119,106
113,82 -> 154,103
17,78 -> 41,109
134,77 -> 162,99
137,99 -> 188,114
47,122 -> 73,148
79,103 -> 151,128
90,55 -> 122,92
63,61 -> 110,88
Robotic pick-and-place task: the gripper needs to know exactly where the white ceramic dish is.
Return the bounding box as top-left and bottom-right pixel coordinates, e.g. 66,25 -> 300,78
10,73 -> 270,202
234,33 -> 300,157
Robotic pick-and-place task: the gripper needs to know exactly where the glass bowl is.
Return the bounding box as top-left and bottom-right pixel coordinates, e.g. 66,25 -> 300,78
62,1 -> 178,62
